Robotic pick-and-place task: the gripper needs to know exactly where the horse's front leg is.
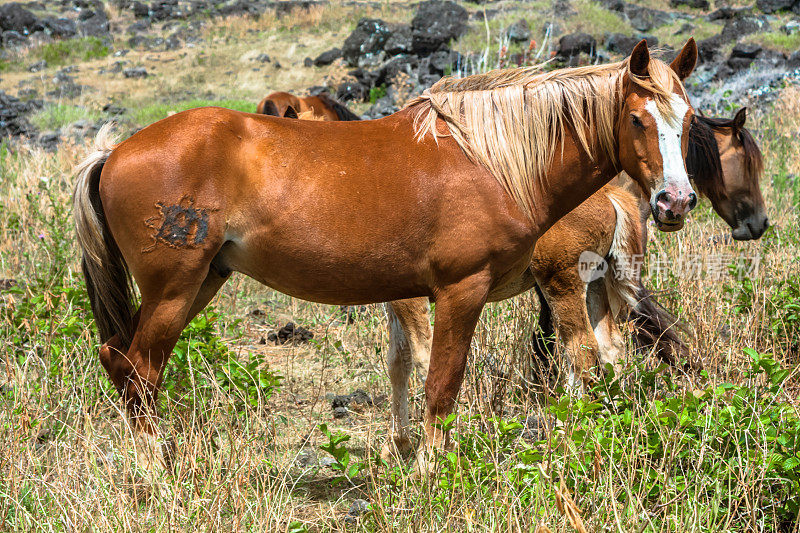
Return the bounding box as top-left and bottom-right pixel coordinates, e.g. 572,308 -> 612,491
417,273 -> 490,475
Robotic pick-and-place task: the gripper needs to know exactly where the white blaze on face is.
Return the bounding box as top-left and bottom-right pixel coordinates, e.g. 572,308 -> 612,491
644,94 -> 691,194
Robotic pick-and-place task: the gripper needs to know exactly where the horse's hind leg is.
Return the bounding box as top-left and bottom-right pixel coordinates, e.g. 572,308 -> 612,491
538,273 -> 599,390
587,279 -> 624,373
381,298 -> 432,462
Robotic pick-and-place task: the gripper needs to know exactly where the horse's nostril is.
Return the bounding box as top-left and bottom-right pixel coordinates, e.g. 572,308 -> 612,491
655,190 -> 670,206
688,192 -> 697,210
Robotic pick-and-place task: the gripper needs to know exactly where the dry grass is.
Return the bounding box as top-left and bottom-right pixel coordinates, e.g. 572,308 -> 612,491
1,2 -> 800,531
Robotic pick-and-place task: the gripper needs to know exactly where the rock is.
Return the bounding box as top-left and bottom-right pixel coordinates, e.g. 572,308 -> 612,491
303,56 -> 313,67
604,33 -> 658,54
319,456 -> 337,467
132,1 -> 149,17
269,322 -> 314,345
342,18 -> 392,67
295,448 -> 318,468
255,53 -> 271,63
348,499 -> 370,518
28,60 -> 47,72
331,389 -> 373,411
670,0 -> 709,8
697,33 -> 727,63
363,96 -> 397,118
384,24 -> 412,56
314,47 -> 341,66
625,4 -> 673,32
336,80 -> 367,102
757,0 -> 796,13
506,18 -> 530,43
411,0 -> 468,55
782,20 -> 800,34
707,6 -> 752,20
333,406 -> 349,419
40,17 -> 77,38
673,22 -> 695,35
0,3 -> 37,33
77,8 -> 109,37
558,32 -> 596,59
731,43 -> 762,59
0,91 -> 37,138
721,16 -> 770,39
376,54 -> 417,85
127,20 -> 150,33
123,67 -> 148,78
102,103 -> 126,115
2,30 -> 27,47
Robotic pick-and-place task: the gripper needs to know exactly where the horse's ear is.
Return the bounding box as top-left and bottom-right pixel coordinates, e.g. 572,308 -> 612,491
733,107 -> 747,130
629,40 -> 650,77
262,100 -> 280,116
669,38 -> 697,81
284,105 -> 298,119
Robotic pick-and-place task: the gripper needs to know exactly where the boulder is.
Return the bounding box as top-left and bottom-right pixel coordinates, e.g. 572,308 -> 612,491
0,91 -> 37,138
730,43 -> 762,59
40,17 -> 77,38
1,30 -> 27,47
721,16 -> 770,39
0,3 -> 38,34
506,18 -> 531,43
784,19 -> 800,34
77,8 -> 110,37
376,54 -> 417,85
558,32 -> 596,58
411,0 -> 468,54
313,47 -> 341,66
342,18 -> 392,67
123,66 -> 148,78
384,24 -> 412,56
669,0 -> 709,8
605,33 -> 658,54
624,4 -> 673,32
756,0 -> 796,13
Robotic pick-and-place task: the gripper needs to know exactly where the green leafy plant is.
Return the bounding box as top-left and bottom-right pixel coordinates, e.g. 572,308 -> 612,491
319,423 -> 365,483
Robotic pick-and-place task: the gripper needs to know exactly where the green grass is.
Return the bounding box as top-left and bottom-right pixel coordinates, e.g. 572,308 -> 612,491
748,31 -> 800,54
569,0 -> 633,39
32,36 -> 111,66
29,104 -> 101,131
129,98 -> 257,126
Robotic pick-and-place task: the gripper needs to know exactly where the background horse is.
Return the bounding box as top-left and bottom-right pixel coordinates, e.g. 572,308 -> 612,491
388,108 -> 766,400
256,91 -> 361,121
73,41 -> 698,471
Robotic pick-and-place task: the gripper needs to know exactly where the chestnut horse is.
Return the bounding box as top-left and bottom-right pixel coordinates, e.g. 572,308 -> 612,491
73,40 -> 698,470
256,91 -> 361,121
386,108 -> 766,406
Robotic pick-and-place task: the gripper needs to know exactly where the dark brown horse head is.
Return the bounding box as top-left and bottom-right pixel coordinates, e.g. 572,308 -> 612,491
257,91 -> 300,118
617,39 -> 698,232
687,108 -> 767,240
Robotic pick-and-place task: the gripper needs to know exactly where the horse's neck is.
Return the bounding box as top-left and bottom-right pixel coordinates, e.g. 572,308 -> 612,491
532,126 -> 620,237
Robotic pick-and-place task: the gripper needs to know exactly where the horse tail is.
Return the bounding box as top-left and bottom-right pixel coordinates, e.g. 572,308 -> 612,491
604,187 -> 691,366
318,93 -> 361,121
73,123 -> 135,346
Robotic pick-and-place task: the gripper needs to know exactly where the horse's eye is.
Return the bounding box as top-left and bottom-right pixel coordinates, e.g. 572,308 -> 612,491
631,114 -> 644,129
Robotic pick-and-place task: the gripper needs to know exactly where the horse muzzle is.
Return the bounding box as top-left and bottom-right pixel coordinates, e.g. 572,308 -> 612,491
732,213 -> 769,241
651,185 -> 697,232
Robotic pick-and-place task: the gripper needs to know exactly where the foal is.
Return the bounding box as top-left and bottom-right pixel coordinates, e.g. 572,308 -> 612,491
74,41 -> 698,470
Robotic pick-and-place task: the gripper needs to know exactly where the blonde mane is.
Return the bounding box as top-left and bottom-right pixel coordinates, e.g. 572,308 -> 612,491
406,57 -> 686,220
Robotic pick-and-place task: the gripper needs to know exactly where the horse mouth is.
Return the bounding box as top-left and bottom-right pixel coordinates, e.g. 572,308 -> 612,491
654,217 -> 684,232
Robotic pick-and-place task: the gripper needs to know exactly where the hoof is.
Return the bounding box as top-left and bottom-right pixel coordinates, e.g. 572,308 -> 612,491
414,448 -> 436,478
379,436 -> 413,463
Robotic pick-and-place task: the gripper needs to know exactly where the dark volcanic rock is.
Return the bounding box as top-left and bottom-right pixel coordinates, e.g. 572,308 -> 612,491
670,0 -> 709,8
336,79 -> 367,102
384,24 -> 412,56
77,7 -> 109,37
731,42 -> 762,59
721,15 -> 770,39
625,4 -> 673,32
123,66 -> 148,78
313,47 -> 341,66
605,33 -> 658,54
342,18 -> 392,67
756,0 -> 797,13
558,32 -> 596,58
411,0 -> 468,54
41,17 -> 77,38
267,322 -> 313,345
506,18 -> 531,43
2,30 -> 27,47
0,3 -> 37,34
0,91 -> 37,138
376,54 -> 417,85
